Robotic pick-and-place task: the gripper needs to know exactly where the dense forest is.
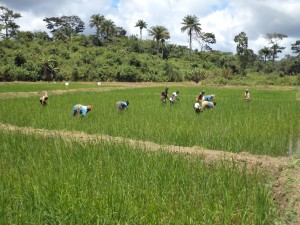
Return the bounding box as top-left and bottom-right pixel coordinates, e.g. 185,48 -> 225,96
0,5 -> 299,85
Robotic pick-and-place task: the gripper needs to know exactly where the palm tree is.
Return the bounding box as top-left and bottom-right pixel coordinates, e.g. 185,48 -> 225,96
259,47 -> 272,62
148,25 -> 170,43
89,14 -> 105,37
181,15 -> 201,52
148,25 -> 170,55
100,19 -> 116,38
135,20 -> 147,40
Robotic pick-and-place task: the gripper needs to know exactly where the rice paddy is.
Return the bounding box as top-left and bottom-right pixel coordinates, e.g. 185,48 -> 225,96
0,82 -> 299,224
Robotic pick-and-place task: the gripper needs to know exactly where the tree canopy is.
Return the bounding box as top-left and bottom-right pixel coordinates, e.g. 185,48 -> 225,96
43,16 -> 85,39
0,6 -> 21,39
0,5 -> 299,84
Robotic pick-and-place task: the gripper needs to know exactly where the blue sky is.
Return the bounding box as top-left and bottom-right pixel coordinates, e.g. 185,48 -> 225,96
1,0 -> 300,57
210,0 -> 229,12
111,0 -> 119,8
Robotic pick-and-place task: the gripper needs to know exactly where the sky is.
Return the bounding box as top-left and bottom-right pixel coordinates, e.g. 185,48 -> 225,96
1,0 -> 300,57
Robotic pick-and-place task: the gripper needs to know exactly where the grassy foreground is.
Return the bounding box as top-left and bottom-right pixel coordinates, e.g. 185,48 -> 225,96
0,130 -> 276,224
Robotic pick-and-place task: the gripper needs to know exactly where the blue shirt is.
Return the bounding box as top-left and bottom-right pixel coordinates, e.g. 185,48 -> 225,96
204,95 -> 214,101
121,102 -> 128,109
73,104 -> 89,116
80,105 -> 88,116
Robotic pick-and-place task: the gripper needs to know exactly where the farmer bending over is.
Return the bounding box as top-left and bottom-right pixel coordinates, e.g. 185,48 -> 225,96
201,101 -> 217,111
194,102 -> 201,114
72,104 -> 92,117
196,90 -> 205,103
203,94 -> 215,101
39,91 -> 48,106
117,101 -> 129,111
169,90 -> 179,104
161,87 -> 169,103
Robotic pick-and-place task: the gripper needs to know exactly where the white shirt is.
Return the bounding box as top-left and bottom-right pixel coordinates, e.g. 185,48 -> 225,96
194,102 -> 200,109
170,92 -> 178,102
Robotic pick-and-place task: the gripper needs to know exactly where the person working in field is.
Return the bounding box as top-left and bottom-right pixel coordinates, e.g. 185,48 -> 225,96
194,102 -> 201,114
196,90 -> 205,103
244,89 -> 251,102
160,87 -> 169,103
201,101 -> 217,111
169,90 -> 179,104
203,94 -> 215,101
72,104 -> 92,117
117,101 -> 129,111
39,91 -> 48,106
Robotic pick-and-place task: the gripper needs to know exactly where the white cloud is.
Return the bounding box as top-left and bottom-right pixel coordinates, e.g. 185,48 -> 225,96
17,11 -> 46,32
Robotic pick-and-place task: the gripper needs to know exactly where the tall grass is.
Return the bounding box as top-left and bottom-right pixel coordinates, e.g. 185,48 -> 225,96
0,86 -> 298,156
0,130 -> 277,224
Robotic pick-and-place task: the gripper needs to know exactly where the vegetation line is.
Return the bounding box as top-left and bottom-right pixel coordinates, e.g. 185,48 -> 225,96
1,5 -> 300,84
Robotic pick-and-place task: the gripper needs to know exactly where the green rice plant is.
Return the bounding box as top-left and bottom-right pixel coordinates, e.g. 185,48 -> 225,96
0,130 -> 277,224
0,86 -> 299,156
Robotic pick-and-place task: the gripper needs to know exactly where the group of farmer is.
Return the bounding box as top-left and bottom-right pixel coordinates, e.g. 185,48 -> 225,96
70,101 -> 129,117
39,90 -> 129,118
161,86 -> 251,114
160,87 -> 180,104
160,87 -> 217,114
39,86 -> 250,117
193,90 -> 217,114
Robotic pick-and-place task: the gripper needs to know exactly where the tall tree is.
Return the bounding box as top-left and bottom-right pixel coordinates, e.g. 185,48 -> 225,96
148,25 -> 170,55
135,20 -> 147,40
0,6 -> 21,39
100,19 -> 116,38
43,15 -> 85,39
234,32 -> 251,74
291,40 -> 300,56
89,14 -> 105,37
195,32 -> 216,51
264,33 -> 288,62
181,15 -> 201,52
234,32 -> 248,55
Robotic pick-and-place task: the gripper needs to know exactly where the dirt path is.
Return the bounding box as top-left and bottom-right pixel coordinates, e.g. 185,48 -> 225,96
1,82 -> 297,99
0,82 -> 176,99
0,122 -> 300,224
0,87 -> 127,99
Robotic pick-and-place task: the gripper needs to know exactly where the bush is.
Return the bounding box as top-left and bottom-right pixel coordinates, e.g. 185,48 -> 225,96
116,65 -> 140,82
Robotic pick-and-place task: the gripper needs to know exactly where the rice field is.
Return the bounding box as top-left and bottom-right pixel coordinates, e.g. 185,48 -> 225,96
0,130 -> 276,224
0,83 -> 299,224
0,85 -> 299,156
